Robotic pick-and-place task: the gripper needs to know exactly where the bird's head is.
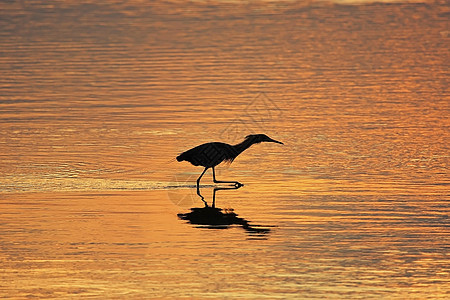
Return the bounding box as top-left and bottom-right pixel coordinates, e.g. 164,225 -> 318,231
245,134 -> 284,145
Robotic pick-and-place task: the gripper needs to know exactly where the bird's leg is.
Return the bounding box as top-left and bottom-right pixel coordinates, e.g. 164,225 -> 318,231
212,167 -> 244,188
197,167 -> 208,206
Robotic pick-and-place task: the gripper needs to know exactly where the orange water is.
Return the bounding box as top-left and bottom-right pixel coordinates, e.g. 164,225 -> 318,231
1,1 -> 448,298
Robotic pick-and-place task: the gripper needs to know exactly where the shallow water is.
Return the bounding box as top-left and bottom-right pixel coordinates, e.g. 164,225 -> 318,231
0,0 -> 449,298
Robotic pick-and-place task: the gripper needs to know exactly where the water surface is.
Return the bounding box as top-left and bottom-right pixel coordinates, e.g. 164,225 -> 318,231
0,0 -> 448,298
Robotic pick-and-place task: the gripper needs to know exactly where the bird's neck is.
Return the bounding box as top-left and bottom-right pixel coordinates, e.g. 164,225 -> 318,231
233,138 -> 255,155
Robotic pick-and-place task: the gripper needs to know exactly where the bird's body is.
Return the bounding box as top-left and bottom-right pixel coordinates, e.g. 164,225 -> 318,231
176,134 -> 283,202
176,142 -> 236,168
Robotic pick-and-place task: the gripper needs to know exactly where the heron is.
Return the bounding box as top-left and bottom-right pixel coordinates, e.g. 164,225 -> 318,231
176,134 -> 284,198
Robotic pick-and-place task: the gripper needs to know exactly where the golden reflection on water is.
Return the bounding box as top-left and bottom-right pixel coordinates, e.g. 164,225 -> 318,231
0,0 -> 449,298
1,189 -> 447,298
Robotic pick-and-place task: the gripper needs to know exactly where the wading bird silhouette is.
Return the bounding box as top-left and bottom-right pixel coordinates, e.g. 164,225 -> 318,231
176,134 -> 283,199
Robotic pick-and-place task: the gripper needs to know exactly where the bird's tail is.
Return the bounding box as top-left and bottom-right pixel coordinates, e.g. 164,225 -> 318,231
176,154 -> 184,162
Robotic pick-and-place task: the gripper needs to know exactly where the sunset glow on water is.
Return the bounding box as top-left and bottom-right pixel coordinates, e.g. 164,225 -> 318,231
1,0 -> 448,298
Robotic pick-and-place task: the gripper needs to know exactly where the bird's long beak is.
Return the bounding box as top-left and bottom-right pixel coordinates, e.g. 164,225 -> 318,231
269,138 -> 284,145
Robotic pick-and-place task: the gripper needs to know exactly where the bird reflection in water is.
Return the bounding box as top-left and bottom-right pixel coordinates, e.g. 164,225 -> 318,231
178,185 -> 272,234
